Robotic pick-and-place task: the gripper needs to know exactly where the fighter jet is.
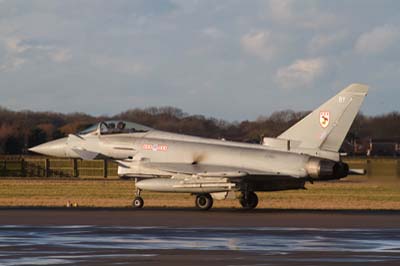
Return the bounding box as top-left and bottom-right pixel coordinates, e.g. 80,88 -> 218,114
30,84 -> 368,210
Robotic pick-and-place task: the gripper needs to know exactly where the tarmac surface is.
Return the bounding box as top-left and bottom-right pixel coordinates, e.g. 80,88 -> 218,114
1,208 -> 400,265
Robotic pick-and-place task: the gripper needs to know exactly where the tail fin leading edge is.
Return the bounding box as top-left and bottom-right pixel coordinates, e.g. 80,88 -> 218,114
278,83 -> 368,152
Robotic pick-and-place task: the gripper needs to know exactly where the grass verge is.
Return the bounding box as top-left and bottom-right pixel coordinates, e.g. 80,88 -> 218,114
0,176 -> 399,210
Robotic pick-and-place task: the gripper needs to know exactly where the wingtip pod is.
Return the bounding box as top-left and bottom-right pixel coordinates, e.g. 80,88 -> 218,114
341,83 -> 369,95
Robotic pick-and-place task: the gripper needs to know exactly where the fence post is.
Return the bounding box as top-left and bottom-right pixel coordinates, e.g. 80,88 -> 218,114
103,160 -> 108,178
397,159 -> 400,179
72,159 -> 78,177
366,159 -> 372,178
44,158 -> 50,177
2,160 -> 7,176
21,159 -> 26,177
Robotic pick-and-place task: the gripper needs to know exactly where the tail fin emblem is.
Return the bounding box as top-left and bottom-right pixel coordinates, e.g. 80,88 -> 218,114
319,111 -> 330,128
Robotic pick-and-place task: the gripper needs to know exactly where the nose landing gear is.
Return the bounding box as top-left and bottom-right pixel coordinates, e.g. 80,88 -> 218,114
132,184 -> 144,209
133,196 -> 144,208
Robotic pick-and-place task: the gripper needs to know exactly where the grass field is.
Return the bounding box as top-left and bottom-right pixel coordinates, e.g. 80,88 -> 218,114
0,175 -> 399,210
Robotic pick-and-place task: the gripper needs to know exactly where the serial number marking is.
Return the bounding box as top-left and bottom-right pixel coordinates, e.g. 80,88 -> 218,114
143,144 -> 168,152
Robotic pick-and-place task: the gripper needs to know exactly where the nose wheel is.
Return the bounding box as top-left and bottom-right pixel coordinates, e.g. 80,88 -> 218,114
195,193 -> 213,210
240,191 -> 258,209
132,183 -> 144,209
133,196 -> 144,208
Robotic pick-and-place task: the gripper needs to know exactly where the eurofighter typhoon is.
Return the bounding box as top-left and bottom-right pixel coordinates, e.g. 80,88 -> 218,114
30,84 -> 368,210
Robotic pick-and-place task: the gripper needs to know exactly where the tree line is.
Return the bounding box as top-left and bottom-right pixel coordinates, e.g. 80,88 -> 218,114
0,106 -> 399,154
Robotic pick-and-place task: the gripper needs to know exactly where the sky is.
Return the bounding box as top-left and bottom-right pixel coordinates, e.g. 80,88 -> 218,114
0,0 -> 399,121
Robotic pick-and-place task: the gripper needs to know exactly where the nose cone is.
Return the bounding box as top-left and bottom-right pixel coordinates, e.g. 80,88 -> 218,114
29,137 -> 68,157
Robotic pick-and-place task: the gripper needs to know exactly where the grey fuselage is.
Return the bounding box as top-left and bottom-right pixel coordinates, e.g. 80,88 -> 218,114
73,131 -> 310,177
31,126 -> 349,193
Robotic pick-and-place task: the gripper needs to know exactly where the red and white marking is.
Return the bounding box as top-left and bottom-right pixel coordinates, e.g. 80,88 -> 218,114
143,144 -> 168,152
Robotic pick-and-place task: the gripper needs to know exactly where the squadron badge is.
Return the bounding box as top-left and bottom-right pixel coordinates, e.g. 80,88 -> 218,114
319,111 -> 330,128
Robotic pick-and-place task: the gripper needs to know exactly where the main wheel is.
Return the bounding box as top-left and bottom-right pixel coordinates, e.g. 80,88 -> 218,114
195,194 -> 213,210
132,197 -> 144,208
239,191 -> 258,209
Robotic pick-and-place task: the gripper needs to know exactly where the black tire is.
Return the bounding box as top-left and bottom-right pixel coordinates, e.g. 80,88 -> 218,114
195,194 -> 213,210
239,191 -> 258,209
132,197 -> 144,208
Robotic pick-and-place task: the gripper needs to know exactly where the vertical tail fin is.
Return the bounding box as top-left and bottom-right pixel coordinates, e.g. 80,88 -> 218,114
278,83 -> 368,152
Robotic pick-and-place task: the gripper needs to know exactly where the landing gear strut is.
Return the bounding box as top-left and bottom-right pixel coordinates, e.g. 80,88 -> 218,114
195,193 -> 213,210
132,180 -> 144,209
240,191 -> 258,209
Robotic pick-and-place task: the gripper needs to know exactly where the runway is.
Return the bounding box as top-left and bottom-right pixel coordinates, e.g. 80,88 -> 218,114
1,209 -> 400,265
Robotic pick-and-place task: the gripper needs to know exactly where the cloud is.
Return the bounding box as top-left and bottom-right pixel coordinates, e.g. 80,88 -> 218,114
276,57 -> 326,89
267,0 -> 338,30
0,36 -> 72,71
170,0 -> 200,13
5,37 -> 29,54
308,31 -> 347,53
355,24 -> 399,55
0,57 -> 25,72
49,48 -> 72,63
4,37 -> 55,54
0,37 -> 27,71
93,55 -> 150,76
202,27 -> 223,39
240,30 -> 277,61
268,0 -> 293,22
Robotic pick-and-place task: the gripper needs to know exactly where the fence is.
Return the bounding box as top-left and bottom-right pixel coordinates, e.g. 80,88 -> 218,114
0,156 -> 118,178
0,156 -> 399,179
344,158 -> 400,178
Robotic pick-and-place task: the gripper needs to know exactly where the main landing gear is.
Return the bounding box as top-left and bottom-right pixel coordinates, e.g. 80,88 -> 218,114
194,192 -> 258,211
195,193 -> 213,210
240,191 -> 259,210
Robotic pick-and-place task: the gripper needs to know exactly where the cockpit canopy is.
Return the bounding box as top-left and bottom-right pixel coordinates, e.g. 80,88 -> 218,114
79,120 -> 152,135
